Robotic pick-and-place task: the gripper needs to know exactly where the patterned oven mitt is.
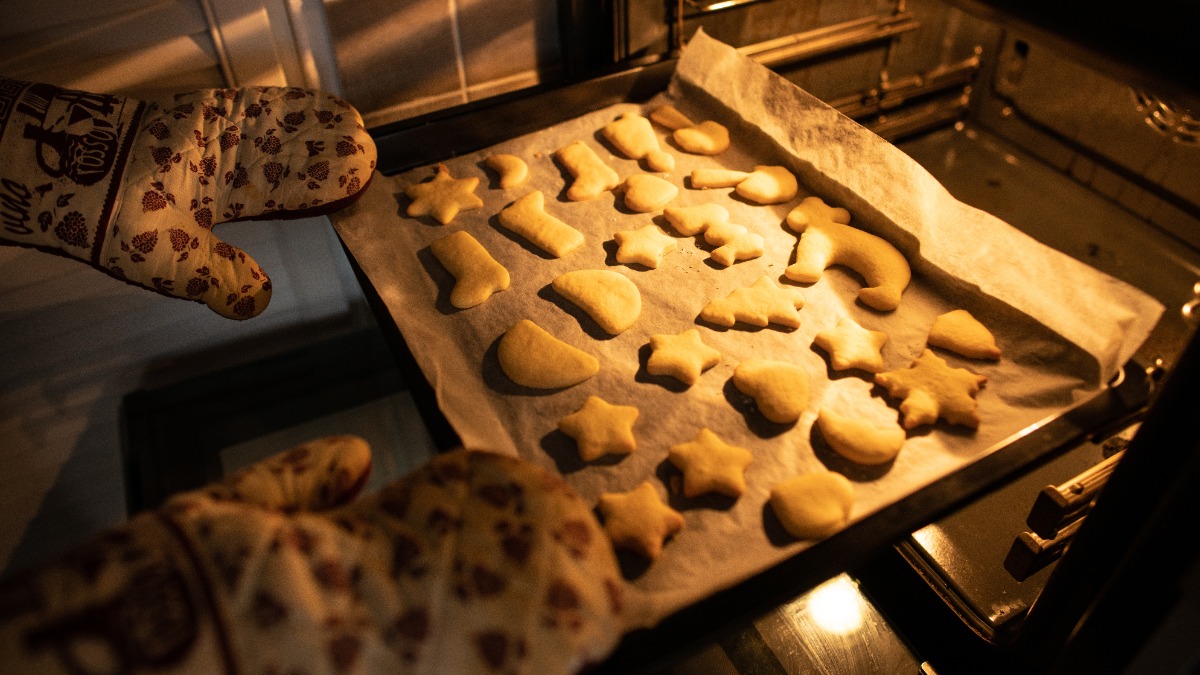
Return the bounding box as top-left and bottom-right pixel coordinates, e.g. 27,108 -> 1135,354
0,77 -> 377,319
0,438 -> 628,674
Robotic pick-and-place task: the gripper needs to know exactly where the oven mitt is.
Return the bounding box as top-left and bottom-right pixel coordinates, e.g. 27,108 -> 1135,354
0,77 -> 377,319
0,438 -> 628,674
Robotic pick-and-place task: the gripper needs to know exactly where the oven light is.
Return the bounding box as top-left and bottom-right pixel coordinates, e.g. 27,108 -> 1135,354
799,574 -> 865,635
704,1 -> 740,10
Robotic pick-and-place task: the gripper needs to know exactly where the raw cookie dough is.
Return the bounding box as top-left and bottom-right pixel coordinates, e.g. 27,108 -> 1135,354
555,141 -> 621,201
484,153 -> 529,188
646,329 -> 722,386
621,174 -> 678,213
429,230 -> 510,309
404,162 -> 484,225
667,428 -> 754,498
649,104 -> 730,155
699,276 -> 806,329
551,269 -> 642,335
874,349 -> 987,429
690,166 -> 797,204
498,319 -> 599,389
812,317 -> 889,373
613,224 -> 678,269
558,395 -> 639,462
816,408 -> 906,465
769,471 -> 855,539
497,190 -> 585,258
784,196 -> 910,312
731,359 -> 810,424
602,112 -> 674,172
597,481 -> 685,560
927,309 -> 1002,360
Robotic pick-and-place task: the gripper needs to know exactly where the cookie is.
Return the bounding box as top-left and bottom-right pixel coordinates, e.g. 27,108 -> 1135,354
769,471 -> 856,540
558,396 -> 639,462
554,141 -> 621,201
703,219 -> 764,267
551,269 -> 642,335
731,359 -> 810,424
404,162 -> 484,225
667,428 -> 754,498
699,276 -> 806,329
602,112 -> 674,172
484,153 -> 528,189
927,309 -> 1002,360
874,349 -> 987,429
663,203 -> 729,237
648,105 -> 730,155
784,196 -> 911,312
690,166 -> 797,204
613,224 -> 678,269
497,190 -> 585,258
812,317 -> 889,373
621,174 -> 678,213
816,408 -> 905,465
597,481 -> 685,560
429,230 -> 510,309
646,329 -> 721,386
498,319 -> 599,389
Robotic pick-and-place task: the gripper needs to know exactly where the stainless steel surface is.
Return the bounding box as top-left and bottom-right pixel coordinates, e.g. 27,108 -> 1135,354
737,11 -> 921,71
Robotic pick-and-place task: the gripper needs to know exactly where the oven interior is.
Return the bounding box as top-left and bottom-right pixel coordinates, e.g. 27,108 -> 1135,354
123,1 -> 1200,673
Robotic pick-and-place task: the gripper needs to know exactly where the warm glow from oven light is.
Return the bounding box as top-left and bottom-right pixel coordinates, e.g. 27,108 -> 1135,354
705,1 -> 740,10
802,574 -> 865,635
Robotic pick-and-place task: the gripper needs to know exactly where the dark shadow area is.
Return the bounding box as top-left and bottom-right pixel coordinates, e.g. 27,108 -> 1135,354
721,378 -> 796,439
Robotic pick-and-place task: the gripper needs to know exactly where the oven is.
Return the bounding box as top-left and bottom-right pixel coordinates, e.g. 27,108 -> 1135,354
124,2 -> 1200,673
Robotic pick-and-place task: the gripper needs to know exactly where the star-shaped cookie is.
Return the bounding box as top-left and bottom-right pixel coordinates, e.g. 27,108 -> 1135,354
558,396 -> 639,462
874,349 -> 987,429
646,329 -> 721,386
597,481 -> 685,560
404,163 -> 483,225
813,317 -> 889,373
699,276 -> 805,329
613,224 -> 678,269
667,428 -> 754,498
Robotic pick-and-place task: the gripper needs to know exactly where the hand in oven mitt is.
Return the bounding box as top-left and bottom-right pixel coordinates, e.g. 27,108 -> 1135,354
0,437 -> 627,674
0,77 -> 377,319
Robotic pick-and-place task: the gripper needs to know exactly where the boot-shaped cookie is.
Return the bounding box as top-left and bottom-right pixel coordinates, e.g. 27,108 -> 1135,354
0,438 -> 628,674
0,77 -> 377,319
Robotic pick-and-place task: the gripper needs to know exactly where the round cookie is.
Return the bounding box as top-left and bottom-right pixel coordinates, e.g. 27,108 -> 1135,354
769,471 -> 855,540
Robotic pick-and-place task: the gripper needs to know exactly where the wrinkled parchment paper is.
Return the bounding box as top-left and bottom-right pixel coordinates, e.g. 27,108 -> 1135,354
332,31 -> 1163,630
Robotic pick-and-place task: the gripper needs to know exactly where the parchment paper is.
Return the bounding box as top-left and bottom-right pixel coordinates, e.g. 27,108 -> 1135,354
332,31 -> 1163,630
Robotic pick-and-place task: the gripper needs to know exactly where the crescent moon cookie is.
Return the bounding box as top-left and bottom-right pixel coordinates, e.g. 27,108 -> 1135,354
558,396 -> 640,462
602,112 -> 674,172
769,471 -> 856,540
429,231 -> 510,309
816,408 -> 906,465
484,153 -> 529,189
927,309 -> 1002,360
646,328 -> 721,386
404,162 -> 484,225
667,428 -> 754,499
731,359 -> 810,424
874,349 -> 987,429
784,196 -> 911,312
497,319 -> 599,389
551,269 -> 642,335
812,317 -> 889,373
497,190 -> 585,258
554,141 -> 621,201
613,224 -> 678,269
597,481 -> 685,561
699,276 -> 806,329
